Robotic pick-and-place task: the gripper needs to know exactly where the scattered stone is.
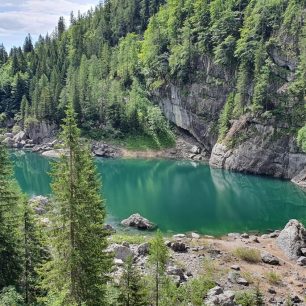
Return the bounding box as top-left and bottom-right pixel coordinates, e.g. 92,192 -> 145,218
268,287 -> 277,294
237,277 -> 249,286
114,258 -> 124,266
269,230 -> 280,238
252,236 -> 260,243
166,266 -> 187,283
137,243 -> 150,256
241,233 -> 249,239
205,286 -> 235,306
190,145 -> 201,154
297,256 -> 306,266
230,265 -> 240,271
301,248 -> 306,256
103,224 -> 116,233
173,234 -> 186,239
228,233 -> 240,239
169,241 -> 188,253
191,232 -> 200,239
276,219 -> 306,259
261,252 -> 280,265
227,271 -> 239,283
122,241 -> 130,247
121,213 -> 156,230
291,295 -> 302,303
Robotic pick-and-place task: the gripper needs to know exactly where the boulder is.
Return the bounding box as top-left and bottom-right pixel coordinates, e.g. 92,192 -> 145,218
205,286 -> 236,306
13,131 -> 27,142
138,243 -> 150,256
261,252 -> 280,265
276,220 -> 306,259
191,232 -> 200,239
168,241 -> 188,253
103,224 -> 116,233
230,265 -> 240,271
121,213 -> 156,230
241,233 -> 249,239
173,234 -> 186,239
237,277 -> 249,286
107,244 -> 134,261
297,256 -> 306,266
301,248 -> 306,256
190,145 -> 201,154
2,137 -> 14,147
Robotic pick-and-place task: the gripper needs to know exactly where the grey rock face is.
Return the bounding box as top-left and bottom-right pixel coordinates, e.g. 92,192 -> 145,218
29,196 -> 49,215
276,220 -> 306,259
26,121 -> 57,144
121,213 -> 156,230
107,244 -> 134,261
209,117 -> 306,180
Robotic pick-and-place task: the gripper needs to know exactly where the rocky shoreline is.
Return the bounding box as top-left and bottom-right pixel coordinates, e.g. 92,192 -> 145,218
30,196 -> 306,305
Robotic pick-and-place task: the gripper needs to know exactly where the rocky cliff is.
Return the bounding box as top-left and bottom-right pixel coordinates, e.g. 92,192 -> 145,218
156,48 -> 306,186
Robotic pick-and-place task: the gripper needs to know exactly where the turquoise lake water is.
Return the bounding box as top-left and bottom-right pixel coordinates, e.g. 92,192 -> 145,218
11,150 -> 306,236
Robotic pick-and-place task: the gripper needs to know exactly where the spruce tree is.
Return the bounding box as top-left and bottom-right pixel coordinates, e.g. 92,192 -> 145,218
149,230 -> 169,306
0,144 -> 23,290
118,256 -> 148,306
22,196 -> 49,305
41,102 -> 112,305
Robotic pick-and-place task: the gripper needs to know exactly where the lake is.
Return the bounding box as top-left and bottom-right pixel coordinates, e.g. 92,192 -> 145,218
11,150 -> 306,236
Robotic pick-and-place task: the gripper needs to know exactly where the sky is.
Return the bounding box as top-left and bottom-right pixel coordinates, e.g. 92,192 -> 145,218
0,0 -> 98,50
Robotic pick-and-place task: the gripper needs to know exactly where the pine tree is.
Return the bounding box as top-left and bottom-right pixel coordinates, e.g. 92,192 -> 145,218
118,256 -> 148,306
41,102 -> 112,305
149,230 -> 169,306
23,34 -> 34,53
22,196 -> 49,305
0,144 -> 23,290
20,95 -> 29,122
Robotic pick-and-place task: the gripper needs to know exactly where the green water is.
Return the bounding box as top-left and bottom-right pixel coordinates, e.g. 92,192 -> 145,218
11,150 -> 306,236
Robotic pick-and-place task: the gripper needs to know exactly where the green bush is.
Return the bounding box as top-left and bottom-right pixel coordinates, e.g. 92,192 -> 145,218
0,287 -> 24,306
234,247 -> 261,263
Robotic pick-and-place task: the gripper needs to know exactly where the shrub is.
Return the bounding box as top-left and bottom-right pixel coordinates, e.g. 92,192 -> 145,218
234,247 -> 261,263
0,287 -> 24,306
265,271 -> 281,285
235,290 -> 256,306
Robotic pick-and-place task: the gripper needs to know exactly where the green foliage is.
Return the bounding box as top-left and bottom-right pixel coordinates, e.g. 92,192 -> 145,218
235,285 -> 264,306
234,247 -> 261,263
149,230 -> 169,306
40,103 -> 112,305
0,287 -> 24,306
118,256 -> 148,306
265,271 -> 281,285
218,92 -> 235,141
298,125 -> 306,152
0,144 -> 23,290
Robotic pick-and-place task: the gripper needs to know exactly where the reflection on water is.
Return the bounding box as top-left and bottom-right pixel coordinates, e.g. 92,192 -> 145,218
11,151 -> 306,236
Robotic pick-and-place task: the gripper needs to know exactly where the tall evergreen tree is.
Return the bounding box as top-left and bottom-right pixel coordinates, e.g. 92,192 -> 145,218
118,256 -> 148,306
41,102 -> 112,305
23,34 -> 34,53
149,230 -> 169,306
0,144 -> 23,290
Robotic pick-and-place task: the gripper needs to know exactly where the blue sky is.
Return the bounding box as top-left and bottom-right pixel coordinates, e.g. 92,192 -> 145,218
0,0 -> 98,50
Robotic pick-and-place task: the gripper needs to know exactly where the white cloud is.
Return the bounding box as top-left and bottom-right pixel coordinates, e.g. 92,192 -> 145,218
0,0 -> 97,48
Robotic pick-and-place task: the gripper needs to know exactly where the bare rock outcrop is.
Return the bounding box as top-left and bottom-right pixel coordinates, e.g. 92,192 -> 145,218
276,219 -> 306,259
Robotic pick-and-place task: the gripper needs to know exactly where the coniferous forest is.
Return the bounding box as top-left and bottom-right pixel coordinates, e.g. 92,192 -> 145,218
0,0 -> 306,305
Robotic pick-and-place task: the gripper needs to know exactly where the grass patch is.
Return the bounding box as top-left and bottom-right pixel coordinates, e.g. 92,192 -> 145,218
109,233 -> 148,245
234,247 -> 261,263
265,271 -> 281,285
235,290 -> 256,306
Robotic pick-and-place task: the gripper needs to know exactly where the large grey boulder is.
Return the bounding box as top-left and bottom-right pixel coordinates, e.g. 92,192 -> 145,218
107,244 -> 134,261
276,220 -> 306,259
13,131 -> 27,142
261,252 -> 280,265
121,213 -> 156,230
205,286 -> 236,306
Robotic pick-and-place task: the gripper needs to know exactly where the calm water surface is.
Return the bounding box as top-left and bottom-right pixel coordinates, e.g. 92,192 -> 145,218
11,150 -> 306,236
